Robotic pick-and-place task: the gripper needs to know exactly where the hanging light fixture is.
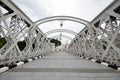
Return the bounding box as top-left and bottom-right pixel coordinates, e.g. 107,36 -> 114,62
60,20 -> 63,27
60,22 -> 63,27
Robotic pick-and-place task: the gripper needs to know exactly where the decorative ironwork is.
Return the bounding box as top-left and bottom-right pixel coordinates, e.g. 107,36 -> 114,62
0,0 -> 120,67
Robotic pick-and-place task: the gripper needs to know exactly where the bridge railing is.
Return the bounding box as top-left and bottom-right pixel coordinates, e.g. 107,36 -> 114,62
68,0 -> 120,66
0,0 -> 53,66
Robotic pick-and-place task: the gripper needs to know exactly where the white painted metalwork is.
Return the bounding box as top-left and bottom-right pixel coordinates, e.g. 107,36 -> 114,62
45,29 -> 77,36
0,0 -> 53,65
0,0 -> 120,68
68,0 -> 120,66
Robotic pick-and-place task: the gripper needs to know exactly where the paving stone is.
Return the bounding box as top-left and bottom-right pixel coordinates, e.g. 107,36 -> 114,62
0,52 -> 120,80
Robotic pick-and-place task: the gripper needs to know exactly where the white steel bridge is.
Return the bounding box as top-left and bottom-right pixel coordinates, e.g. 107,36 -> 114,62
0,0 -> 120,80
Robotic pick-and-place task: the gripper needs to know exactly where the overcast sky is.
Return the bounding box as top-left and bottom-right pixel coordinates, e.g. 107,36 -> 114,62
12,0 -> 113,44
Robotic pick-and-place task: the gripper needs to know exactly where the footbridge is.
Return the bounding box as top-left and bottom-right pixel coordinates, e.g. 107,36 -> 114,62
0,0 -> 120,80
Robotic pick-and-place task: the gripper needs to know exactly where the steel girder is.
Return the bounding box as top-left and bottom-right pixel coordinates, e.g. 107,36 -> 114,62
45,29 -> 77,36
68,0 -> 120,66
34,16 -> 89,26
1,0 -> 120,68
32,16 -> 89,33
0,0 -> 53,65
0,0 -> 90,65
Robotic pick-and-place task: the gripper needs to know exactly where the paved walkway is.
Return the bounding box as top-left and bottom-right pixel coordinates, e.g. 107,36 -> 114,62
0,52 -> 120,80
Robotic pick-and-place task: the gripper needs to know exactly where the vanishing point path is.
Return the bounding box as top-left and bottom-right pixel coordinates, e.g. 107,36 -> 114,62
0,52 -> 120,80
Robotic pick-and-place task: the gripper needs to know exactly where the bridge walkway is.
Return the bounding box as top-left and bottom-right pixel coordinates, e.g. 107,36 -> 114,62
0,52 -> 120,80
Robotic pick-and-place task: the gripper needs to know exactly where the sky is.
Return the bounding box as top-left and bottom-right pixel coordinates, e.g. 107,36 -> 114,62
12,0 -> 113,44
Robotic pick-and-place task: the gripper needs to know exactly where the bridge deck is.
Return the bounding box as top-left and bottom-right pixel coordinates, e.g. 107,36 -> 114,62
0,52 -> 120,80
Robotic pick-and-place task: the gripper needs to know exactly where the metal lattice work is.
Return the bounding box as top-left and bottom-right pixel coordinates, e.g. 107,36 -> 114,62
0,0 -> 120,68
68,0 -> 120,66
0,0 -> 90,66
0,0 -> 53,65
30,16 -> 89,35
34,16 -> 89,26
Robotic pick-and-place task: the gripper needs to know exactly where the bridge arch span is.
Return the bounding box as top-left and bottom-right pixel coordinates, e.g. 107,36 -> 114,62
45,29 -> 77,36
33,16 -> 89,29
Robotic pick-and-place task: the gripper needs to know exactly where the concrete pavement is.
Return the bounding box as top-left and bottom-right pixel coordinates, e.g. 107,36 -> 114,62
0,52 -> 120,80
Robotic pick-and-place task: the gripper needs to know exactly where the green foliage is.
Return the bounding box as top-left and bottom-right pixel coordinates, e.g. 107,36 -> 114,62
17,40 -> 26,51
103,45 -> 106,50
50,38 -> 61,47
32,43 -> 35,49
0,37 -> 26,51
102,40 -> 108,50
0,38 -> 6,48
102,40 -> 107,44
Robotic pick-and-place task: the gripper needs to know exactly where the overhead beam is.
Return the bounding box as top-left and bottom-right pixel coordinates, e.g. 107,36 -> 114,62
33,16 -> 89,30
1,0 -> 33,25
45,29 -> 77,36
90,0 -> 120,26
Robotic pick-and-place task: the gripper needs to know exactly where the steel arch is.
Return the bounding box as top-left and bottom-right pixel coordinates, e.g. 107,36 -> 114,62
45,29 -> 77,36
34,16 -> 89,27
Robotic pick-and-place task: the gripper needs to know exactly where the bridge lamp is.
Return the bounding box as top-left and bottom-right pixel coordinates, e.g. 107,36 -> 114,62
60,20 -> 63,27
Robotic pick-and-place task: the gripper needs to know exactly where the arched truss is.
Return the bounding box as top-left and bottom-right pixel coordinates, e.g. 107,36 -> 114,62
33,16 -> 89,30
68,0 -> 120,66
50,34 -> 73,40
35,16 -> 89,26
0,0 -> 53,65
1,0 -> 120,68
45,29 -> 77,36
0,0 -> 91,66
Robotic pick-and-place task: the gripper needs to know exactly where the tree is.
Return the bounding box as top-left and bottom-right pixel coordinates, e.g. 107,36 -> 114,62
17,40 -> 26,51
50,38 -> 61,47
102,40 -> 108,50
0,37 -> 6,48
